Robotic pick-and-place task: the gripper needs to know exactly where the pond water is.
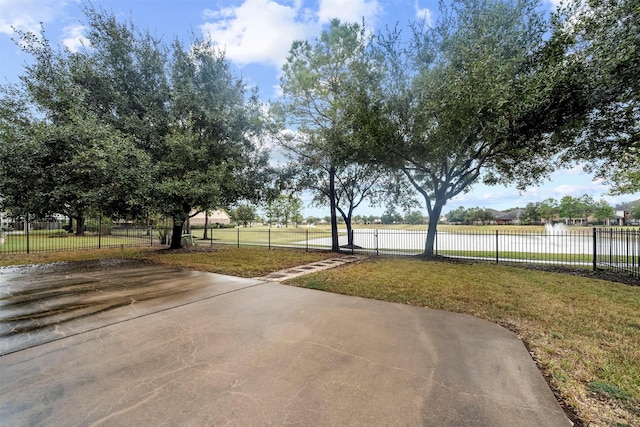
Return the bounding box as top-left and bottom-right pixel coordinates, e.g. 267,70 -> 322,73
303,228 -> 627,257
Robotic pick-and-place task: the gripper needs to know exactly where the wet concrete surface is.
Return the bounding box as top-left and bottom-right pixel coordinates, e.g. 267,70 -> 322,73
0,260 -> 262,356
0,260 -> 571,426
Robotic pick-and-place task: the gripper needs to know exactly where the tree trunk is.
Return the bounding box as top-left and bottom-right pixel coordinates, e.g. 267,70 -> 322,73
424,202 -> 444,257
345,218 -> 353,247
337,207 -> 354,247
329,165 -> 339,252
76,215 -> 85,236
203,212 -> 209,240
170,221 -> 184,249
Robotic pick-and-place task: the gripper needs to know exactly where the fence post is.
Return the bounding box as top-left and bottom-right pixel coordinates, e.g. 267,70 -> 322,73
626,230 -> 630,270
592,227 -> 597,271
495,230 -> 499,264
351,230 -> 354,255
26,215 -> 30,254
98,216 -> 102,249
237,227 -> 240,248
306,229 -> 308,252
375,229 -> 379,256
609,228 -> 613,267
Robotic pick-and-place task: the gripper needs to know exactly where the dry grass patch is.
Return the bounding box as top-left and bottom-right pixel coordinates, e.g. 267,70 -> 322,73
133,246 -> 337,277
0,246 -> 337,278
0,247 -> 154,266
288,257 -> 640,427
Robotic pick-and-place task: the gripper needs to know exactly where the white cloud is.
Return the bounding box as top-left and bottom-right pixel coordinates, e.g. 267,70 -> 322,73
553,184 -> 582,195
200,0 -> 318,68
61,24 -> 88,52
0,0 -> 60,36
199,0 -> 382,69
317,0 -> 381,25
272,83 -> 284,98
565,164 -> 586,175
553,181 -> 609,197
413,0 -> 433,26
450,189 -> 520,209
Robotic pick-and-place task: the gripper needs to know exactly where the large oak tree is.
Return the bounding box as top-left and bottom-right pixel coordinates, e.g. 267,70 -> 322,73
352,0 -> 566,255
1,5 -> 271,246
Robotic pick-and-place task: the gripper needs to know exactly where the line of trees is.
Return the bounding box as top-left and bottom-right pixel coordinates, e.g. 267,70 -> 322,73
445,207 -> 496,225
1,0 -> 637,254
446,196 -> 640,225
523,196 -> 628,225
264,195 -> 303,227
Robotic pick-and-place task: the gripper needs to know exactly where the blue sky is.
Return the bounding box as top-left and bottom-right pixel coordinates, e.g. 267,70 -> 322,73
1,0 -> 638,218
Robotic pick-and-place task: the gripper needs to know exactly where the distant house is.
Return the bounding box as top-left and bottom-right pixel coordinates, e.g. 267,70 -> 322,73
614,201 -> 638,225
612,210 -> 628,226
612,208 -> 632,226
493,208 -> 523,225
189,210 -> 231,226
485,209 -> 503,224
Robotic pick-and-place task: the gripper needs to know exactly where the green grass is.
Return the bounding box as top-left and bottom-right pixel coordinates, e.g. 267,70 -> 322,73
0,247 -> 149,266
436,249 -> 598,263
133,246 -> 338,277
289,257 -> 640,426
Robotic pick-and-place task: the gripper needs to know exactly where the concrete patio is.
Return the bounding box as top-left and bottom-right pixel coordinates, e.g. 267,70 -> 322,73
0,260 -> 571,426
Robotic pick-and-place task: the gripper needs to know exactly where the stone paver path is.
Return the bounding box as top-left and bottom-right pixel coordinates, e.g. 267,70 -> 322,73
255,254 -> 367,282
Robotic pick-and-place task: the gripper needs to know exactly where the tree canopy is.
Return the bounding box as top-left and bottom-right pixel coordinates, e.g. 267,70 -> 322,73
552,0 -> 639,194
351,0 -> 557,255
0,5 -> 271,246
276,19 -> 387,250
2,0 -> 637,250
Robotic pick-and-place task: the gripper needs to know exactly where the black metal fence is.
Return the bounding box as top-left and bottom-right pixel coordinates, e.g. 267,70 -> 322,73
0,217 -> 168,253
594,228 -> 640,279
193,226 -> 639,280
1,221 -> 638,280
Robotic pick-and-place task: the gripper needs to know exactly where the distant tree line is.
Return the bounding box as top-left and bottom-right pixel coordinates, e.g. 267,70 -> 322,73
446,196 -> 640,225
445,207 -> 496,225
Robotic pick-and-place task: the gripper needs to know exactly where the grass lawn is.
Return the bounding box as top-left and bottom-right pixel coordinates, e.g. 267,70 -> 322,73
0,246 -> 338,278
1,246 -> 638,426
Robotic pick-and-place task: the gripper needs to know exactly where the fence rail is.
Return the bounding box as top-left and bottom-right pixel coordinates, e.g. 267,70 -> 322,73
1,222 -> 638,280
0,218 -> 165,253
594,228 -> 640,279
